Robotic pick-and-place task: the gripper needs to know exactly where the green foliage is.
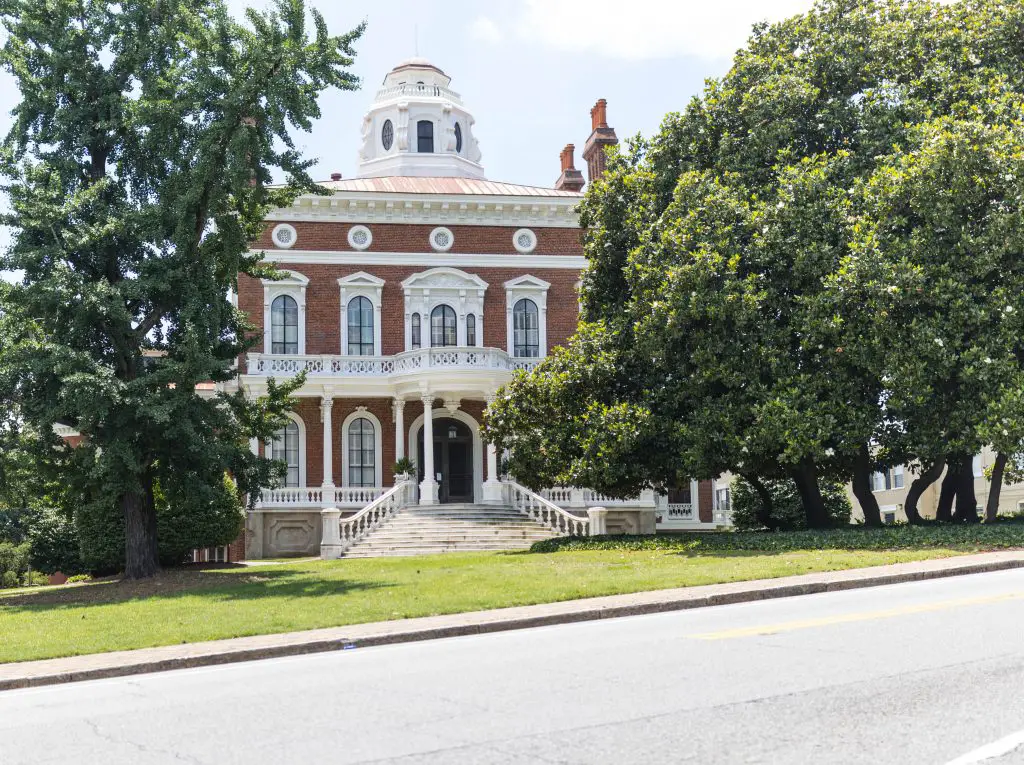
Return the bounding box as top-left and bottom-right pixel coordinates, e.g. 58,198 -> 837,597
27,509 -> 84,576
731,477 -> 852,531
530,518 -> 1024,554
487,0 -> 1024,527
392,458 -> 416,476
0,541 -> 30,588
0,0 -> 362,576
155,473 -> 244,567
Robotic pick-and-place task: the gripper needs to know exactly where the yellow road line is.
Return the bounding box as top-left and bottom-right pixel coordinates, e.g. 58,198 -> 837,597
689,591 -> 1024,640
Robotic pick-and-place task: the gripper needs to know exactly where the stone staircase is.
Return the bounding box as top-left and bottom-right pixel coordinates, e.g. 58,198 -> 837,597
341,504 -> 559,558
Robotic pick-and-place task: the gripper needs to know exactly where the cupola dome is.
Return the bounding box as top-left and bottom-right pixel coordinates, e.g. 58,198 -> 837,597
357,59 -> 484,179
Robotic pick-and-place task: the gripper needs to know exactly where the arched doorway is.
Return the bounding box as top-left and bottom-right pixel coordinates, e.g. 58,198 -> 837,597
417,417 -> 474,504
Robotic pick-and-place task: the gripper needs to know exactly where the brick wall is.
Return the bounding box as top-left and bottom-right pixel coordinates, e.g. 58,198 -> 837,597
255,222 -> 583,256
698,480 -> 714,523
239,262 -> 583,356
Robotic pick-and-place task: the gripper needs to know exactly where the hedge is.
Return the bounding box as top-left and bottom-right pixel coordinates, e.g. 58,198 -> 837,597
530,520 -> 1024,554
0,541 -> 30,588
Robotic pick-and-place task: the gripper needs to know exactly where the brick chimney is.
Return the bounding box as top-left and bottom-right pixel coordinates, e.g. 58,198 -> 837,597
330,172 -> 343,181
554,144 -> 585,192
581,99 -> 618,184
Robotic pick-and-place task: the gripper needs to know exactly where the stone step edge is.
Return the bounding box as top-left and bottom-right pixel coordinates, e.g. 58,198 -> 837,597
4,553 -> 1022,692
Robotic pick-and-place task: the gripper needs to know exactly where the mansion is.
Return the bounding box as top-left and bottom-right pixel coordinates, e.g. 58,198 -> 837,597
230,58 -> 727,560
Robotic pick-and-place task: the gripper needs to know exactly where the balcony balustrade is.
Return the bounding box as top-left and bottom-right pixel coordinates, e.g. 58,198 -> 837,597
245,347 -> 541,378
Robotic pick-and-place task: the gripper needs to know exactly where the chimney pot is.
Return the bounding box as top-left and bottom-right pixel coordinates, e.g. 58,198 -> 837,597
590,99 -> 608,131
560,144 -> 576,172
330,172 -> 343,181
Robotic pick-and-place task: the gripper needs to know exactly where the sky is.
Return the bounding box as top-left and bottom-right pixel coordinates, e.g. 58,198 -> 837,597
0,0 -> 822,281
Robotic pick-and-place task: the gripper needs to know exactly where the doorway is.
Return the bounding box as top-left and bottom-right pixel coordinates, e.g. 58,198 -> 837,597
418,417 -> 474,504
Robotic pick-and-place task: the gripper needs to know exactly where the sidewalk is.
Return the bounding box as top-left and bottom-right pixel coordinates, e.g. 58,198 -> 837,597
2,550 -> 1023,692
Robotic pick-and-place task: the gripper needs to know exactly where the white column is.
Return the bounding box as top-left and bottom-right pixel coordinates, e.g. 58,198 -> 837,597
419,394 -> 438,505
393,399 -> 406,461
321,395 -> 334,488
482,393 -> 504,505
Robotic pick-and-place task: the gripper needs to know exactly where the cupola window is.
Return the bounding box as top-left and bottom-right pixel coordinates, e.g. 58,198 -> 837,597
455,122 -> 463,154
381,119 -> 394,151
417,120 -> 434,153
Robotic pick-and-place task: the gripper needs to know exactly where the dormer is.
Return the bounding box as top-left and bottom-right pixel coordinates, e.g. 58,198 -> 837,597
357,58 -> 485,180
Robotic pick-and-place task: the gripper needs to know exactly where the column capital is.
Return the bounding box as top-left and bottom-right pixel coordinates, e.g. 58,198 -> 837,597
392,397 -> 406,412
420,393 -> 434,406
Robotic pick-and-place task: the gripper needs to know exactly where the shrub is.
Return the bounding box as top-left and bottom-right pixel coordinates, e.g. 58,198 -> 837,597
730,477 -> 852,531
75,496 -> 126,576
0,541 -> 30,588
28,508 -> 84,575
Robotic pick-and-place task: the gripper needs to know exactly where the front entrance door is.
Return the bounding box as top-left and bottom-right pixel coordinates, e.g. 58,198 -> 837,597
418,417 -> 474,503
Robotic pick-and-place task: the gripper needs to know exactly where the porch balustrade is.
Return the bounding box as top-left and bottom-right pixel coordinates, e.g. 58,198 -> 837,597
246,347 -> 541,378
256,485 -> 385,509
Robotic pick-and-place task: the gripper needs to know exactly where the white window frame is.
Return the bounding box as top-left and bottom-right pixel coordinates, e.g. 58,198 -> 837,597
504,275 -> 550,358
271,223 -> 298,249
347,225 -> 373,251
429,226 -> 455,252
402,268 -> 487,350
265,412 -> 307,489
512,228 -> 537,254
341,408 -> 383,488
262,270 -> 309,355
893,464 -> 904,489
338,272 -> 385,356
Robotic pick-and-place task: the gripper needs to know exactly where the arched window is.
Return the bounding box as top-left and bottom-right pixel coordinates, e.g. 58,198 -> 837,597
271,295 -> 299,355
455,122 -> 463,154
466,313 -> 476,346
411,313 -> 421,349
513,299 -> 540,357
417,120 -> 434,153
271,421 -> 300,487
430,305 -> 457,347
381,119 -> 394,151
347,296 -> 374,355
348,418 -> 375,487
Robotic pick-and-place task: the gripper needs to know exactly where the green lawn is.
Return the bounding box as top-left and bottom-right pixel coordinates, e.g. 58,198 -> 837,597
0,546 -> 963,664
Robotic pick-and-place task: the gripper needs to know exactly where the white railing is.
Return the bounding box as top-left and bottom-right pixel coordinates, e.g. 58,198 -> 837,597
337,480 -> 413,555
503,480 -> 590,536
375,83 -> 463,104
257,486 -> 385,509
246,348 -> 542,378
665,503 -> 695,521
541,487 -> 575,505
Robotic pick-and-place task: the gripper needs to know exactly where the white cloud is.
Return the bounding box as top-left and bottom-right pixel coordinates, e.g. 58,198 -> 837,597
469,16 -> 504,45
517,0 -> 834,60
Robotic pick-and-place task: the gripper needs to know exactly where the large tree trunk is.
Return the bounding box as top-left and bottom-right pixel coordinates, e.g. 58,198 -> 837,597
986,453 -> 1008,523
851,443 -> 882,527
935,459 -> 958,522
122,478 -> 159,579
953,459 -> 980,524
904,459 -> 944,525
742,473 -> 776,530
791,458 -> 830,528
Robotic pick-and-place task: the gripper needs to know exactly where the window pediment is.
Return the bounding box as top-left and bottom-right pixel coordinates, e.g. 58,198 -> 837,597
402,267 -> 488,292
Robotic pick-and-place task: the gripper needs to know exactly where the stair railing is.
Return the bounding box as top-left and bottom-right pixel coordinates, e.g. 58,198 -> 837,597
330,478 -> 413,556
502,479 -> 590,536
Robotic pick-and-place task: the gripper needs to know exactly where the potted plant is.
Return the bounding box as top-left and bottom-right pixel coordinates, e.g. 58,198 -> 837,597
393,458 -> 416,481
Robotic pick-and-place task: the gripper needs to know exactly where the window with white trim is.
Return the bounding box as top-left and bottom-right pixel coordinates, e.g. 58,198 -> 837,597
262,270 -> 308,355
431,304 -> 458,347
504,275 -> 550,358
337,272 -> 384,356
271,295 -> 298,355
466,313 -> 477,346
513,299 -> 540,357
347,418 -> 376,487
411,313 -> 422,349
893,464 -> 904,489
347,296 -> 374,355
270,420 -> 300,487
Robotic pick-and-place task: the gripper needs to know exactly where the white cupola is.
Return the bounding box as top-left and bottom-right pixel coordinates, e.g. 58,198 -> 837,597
357,58 -> 485,179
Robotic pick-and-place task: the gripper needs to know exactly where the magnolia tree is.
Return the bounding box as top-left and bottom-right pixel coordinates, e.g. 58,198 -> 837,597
0,0 -> 363,577
486,0 -> 1024,528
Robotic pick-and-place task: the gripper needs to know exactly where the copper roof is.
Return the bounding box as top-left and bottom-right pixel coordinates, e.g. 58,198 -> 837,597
315,176 -> 583,198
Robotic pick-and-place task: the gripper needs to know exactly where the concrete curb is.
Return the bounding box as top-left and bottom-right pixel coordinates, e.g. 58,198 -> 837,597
3,551 -> 1024,692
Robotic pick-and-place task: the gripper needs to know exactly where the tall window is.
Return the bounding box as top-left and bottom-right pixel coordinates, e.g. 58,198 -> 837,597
455,122 -> 463,153
411,313 -> 421,349
347,296 -> 374,355
348,418 -> 375,487
466,313 -> 476,346
431,305 -> 457,347
271,421 -> 300,487
513,299 -> 540,357
271,295 -> 299,354
417,120 -> 434,153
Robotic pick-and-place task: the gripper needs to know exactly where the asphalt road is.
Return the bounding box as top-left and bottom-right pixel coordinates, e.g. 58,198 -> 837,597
5,569 -> 1024,765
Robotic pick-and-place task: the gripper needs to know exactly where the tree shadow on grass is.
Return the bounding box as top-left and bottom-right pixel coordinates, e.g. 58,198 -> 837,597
0,565 -> 392,611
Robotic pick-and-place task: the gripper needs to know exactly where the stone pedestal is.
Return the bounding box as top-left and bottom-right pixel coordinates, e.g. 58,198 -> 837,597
320,507 -> 343,559
587,506 -> 656,536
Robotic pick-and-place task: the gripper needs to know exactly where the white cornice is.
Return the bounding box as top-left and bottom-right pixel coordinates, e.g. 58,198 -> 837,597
256,250 -> 588,270
265,193 -> 580,229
